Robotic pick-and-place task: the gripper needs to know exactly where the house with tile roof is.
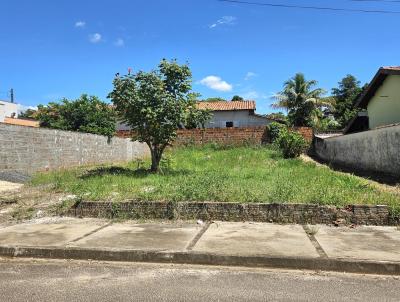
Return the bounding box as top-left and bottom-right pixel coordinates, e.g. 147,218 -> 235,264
116,100 -> 274,131
0,100 -> 39,127
345,66 -> 400,133
196,100 -> 273,128
0,100 -> 19,122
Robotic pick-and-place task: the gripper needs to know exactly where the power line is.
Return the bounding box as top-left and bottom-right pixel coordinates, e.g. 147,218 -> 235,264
218,0 -> 400,14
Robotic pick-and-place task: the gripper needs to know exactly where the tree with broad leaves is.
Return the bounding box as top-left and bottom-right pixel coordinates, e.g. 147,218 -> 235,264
184,106 -> 212,129
35,94 -> 116,137
231,95 -> 244,102
108,59 -> 209,172
331,74 -> 365,128
18,108 -> 37,119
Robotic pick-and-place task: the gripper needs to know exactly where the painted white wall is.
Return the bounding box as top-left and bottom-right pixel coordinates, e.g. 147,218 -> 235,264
0,104 -> 5,122
0,101 -> 19,119
367,75 -> 400,129
205,110 -> 271,128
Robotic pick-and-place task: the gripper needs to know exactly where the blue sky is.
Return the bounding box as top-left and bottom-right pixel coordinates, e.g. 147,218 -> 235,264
0,0 -> 399,114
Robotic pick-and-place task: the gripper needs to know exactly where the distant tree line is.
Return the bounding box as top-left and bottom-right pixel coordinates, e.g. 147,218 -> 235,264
27,94 -> 117,137
271,73 -> 367,130
22,68 -> 367,141
200,95 -> 244,102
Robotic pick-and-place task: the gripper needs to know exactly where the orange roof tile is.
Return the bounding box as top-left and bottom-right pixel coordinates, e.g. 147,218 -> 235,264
196,101 -> 256,111
3,117 -> 40,127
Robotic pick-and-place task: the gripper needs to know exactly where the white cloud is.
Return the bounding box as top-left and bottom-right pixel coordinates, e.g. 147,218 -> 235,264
241,90 -> 268,100
17,104 -> 38,114
200,76 -> 233,92
209,16 -> 236,29
244,72 -> 257,80
114,38 -> 125,47
89,33 -> 102,43
75,21 -> 86,28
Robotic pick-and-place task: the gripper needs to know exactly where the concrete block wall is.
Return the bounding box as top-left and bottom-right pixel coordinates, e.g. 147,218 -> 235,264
313,124 -> 400,177
0,123 -> 149,174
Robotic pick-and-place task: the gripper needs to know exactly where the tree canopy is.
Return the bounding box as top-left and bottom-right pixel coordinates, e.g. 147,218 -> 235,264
18,108 -> 37,119
231,95 -> 244,102
201,97 -> 226,102
264,112 -> 288,124
108,59 -> 210,172
35,94 -> 116,137
331,74 -> 364,128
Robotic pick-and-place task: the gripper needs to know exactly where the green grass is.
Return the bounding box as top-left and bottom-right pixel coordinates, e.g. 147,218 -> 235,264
30,145 -> 400,211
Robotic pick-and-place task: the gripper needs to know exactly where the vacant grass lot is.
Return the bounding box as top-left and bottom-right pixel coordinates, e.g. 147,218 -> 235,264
31,145 -> 400,211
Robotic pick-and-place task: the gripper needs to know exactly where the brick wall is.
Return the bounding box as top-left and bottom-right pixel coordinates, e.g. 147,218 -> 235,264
175,127 -> 267,145
116,126 -> 313,146
0,123 -> 149,174
294,127 -> 313,142
69,201 -> 394,225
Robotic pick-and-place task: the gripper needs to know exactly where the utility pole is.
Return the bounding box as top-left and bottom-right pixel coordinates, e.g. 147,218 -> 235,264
10,88 -> 14,103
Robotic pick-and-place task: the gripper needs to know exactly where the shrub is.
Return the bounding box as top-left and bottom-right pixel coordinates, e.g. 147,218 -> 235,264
266,122 -> 287,143
275,129 -> 308,158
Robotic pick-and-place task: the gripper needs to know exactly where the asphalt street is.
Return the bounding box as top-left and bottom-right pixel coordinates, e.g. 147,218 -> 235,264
0,258 -> 399,302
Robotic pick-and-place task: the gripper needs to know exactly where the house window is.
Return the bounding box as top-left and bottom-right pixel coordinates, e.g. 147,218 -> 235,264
226,121 -> 234,128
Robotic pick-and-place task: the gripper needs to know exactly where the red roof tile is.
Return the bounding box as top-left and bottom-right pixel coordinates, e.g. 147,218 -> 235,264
196,101 -> 256,111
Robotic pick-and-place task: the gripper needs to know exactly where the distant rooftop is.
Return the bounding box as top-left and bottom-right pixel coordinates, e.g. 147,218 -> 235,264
2,117 -> 39,128
354,66 -> 400,109
196,101 -> 256,111
381,66 -> 400,71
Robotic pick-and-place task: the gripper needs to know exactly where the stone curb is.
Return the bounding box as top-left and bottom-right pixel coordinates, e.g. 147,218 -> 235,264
67,201 -> 397,226
1,246 -> 399,276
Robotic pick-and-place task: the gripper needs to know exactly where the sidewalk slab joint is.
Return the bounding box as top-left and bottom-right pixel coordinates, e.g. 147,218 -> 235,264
67,222 -> 113,245
302,225 -> 328,258
186,222 -> 211,251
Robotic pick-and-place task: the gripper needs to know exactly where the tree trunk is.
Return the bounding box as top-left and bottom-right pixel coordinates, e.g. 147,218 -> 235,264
150,146 -> 162,173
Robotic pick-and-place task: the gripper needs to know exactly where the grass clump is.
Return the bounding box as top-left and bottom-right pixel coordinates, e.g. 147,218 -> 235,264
30,145 -> 400,211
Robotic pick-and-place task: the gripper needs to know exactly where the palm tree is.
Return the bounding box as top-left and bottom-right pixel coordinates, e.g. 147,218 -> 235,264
271,73 -> 332,126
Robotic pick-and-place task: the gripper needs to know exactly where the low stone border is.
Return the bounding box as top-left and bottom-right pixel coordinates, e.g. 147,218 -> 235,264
1,246 -> 400,276
67,201 -> 397,226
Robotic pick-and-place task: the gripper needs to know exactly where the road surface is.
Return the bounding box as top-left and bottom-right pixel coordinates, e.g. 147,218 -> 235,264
0,258 -> 399,301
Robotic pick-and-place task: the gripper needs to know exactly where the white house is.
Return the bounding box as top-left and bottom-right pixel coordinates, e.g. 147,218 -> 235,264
116,100 -> 274,131
196,100 -> 273,128
0,100 -> 39,127
0,100 -> 19,123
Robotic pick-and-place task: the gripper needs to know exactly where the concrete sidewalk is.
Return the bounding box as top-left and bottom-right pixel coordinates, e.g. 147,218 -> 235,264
0,217 -> 400,275
0,180 -> 23,193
